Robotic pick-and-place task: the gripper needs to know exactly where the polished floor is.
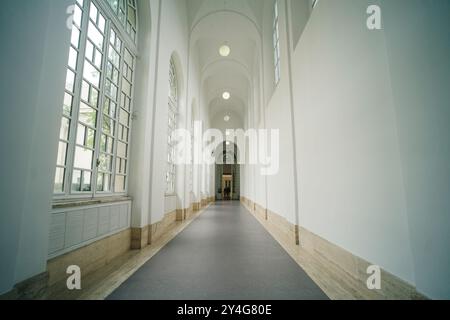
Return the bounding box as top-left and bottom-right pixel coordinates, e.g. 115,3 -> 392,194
108,202 -> 328,300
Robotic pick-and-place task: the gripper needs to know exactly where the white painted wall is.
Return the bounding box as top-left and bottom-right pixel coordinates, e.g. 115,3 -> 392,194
0,0 -> 73,294
128,0 -> 158,228
381,0 -> 450,299
260,0 -> 297,224
243,0 -> 449,299
291,0 -> 416,286
148,0 -> 191,223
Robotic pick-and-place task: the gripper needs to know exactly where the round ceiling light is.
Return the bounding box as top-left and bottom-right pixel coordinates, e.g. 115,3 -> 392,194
224,115 -> 230,122
219,45 -> 231,57
222,92 -> 231,100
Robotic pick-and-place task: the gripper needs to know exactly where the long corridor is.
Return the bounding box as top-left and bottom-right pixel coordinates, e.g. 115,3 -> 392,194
108,202 -> 328,300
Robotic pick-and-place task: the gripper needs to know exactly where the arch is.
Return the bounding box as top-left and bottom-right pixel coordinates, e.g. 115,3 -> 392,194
214,142 -> 241,201
200,58 -> 251,83
190,9 -> 261,38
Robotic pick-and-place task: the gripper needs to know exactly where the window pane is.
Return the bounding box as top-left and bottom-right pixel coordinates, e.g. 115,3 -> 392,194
85,41 -> 94,61
107,136 -> 114,154
72,170 -> 82,191
83,60 -> 100,87
103,116 -> 115,136
104,174 -> 111,191
73,5 -> 83,27
94,49 -> 103,68
122,79 -> 131,96
88,21 -> 104,49
56,142 -> 67,166
63,93 -> 73,116
97,173 -> 110,192
117,142 -> 127,158
90,86 -> 99,107
89,2 -> 98,22
115,175 -> 125,192
99,154 -> 112,172
60,117 -> 70,141
68,47 -> 78,70
82,171 -> 92,191
100,135 -> 114,154
54,167 -> 65,193
77,124 -> 95,148
119,109 -> 129,127
74,146 -> 93,170
79,102 -> 97,127
97,173 -> 104,191
81,81 -> 89,102
71,26 -> 81,48
98,14 -> 106,33
65,70 -> 75,92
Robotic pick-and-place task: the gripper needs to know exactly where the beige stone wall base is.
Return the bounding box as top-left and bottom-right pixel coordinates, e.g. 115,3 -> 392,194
0,272 -> 49,300
131,226 -> 149,250
148,210 -> 177,245
298,227 -> 426,300
176,209 -> 185,221
47,228 -> 131,290
193,202 -> 201,211
242,199 -> 427,300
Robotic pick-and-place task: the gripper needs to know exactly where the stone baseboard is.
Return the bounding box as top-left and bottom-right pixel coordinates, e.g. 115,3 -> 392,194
193,202 -> 201,211
148,210 -> 177,245
186,205 -> 194,220
241,198 -> 427,300
176,209 -> 185,221
47,228 -> 131,289
0,272 -> 49,300
131,226 -> 149,250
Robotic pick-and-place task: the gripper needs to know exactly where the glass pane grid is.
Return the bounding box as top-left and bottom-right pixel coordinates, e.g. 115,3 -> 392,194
54,0 -> 137,197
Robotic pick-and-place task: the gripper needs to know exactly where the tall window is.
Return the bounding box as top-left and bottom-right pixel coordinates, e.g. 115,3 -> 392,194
166,58 -> 178,194
273,0 -> 281,85
189,111 -> 195,195
54,0 -> 137,197
105,0 -> 138,42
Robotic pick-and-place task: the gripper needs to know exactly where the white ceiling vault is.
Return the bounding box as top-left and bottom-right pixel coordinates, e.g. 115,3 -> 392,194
186,0 -> 266,128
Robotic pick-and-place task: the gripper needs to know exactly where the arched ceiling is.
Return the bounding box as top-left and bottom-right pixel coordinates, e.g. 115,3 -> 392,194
187,0 -> 263,127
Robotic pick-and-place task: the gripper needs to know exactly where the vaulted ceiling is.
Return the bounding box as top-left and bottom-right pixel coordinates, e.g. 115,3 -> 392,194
187,0 -> 267,128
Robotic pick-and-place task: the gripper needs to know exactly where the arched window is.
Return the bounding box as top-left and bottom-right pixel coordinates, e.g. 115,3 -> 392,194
54,0 -> 137,197
166,57 -> 178,194
189,108 -> 195,195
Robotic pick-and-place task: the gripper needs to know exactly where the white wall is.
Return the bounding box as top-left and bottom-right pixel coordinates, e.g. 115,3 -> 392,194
260,0 -> 297,224
0,0 -> 73,294
381,0 -> 450,299
128,0 -> 158,228
291,0 -> 416,285
240,0 -> 450,300
148,0 -> 190,223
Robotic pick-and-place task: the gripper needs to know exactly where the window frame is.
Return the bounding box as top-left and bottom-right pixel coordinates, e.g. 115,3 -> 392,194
273,0 -> 281,86
53,0 -> 138,200
166,57 -> 179,195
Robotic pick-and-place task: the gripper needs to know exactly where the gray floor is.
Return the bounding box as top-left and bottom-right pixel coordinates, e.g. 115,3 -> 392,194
108,202 -> 328,300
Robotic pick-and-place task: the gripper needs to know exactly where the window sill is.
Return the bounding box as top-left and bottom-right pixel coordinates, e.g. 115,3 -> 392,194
52,196 -> 132,210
